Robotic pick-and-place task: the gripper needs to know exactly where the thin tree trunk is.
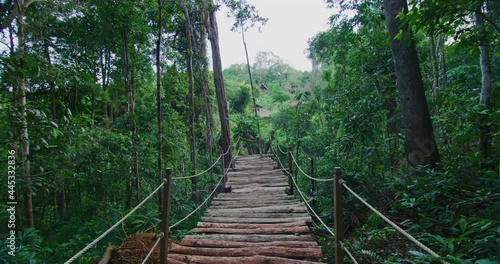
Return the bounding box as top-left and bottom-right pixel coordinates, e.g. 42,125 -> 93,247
121,24 -> 140,205
58,179 -> 67,218
8,24 -> 18,147
101,48 -> 111,129
121,26 -> 134,113
53,187 -> 58,222
43,39 -> 57,119
429,33 -> 439,106
438,34 -> 447,89
475,0 -> 492,159
156,0 -> 164,212
17,4 -> 34,228
242,25 -> 262,156
91,66 -> 99,123
383,0 -> 440,169
203,0 -> 232,167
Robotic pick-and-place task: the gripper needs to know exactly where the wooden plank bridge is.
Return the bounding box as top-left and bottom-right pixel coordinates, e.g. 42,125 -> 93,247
168,154 -> 324,263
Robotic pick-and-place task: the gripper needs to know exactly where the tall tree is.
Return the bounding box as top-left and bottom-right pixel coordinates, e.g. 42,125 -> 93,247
1,0 -> 43,228
475,0 -> 493,159
383,0 -> 440,168
202,0 -> 232,167
178,0 -> 198,203
404,0 -> 499,161
224,0 -> 268,156
156,0 -> 164,211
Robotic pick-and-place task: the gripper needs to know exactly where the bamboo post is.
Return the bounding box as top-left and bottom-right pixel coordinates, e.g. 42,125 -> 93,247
287,147 -> 293,195
160,168 -> 173,264
334,167 -> 344,264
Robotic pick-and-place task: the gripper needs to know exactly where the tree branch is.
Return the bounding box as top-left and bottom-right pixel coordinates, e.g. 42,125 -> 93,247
25,0 -> 44,9
1,0 -> 43,32
465,7 -> 500,35
480,12 -> 500,35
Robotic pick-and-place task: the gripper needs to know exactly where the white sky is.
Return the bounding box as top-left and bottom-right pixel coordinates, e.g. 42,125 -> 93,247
216,0 -> 333,72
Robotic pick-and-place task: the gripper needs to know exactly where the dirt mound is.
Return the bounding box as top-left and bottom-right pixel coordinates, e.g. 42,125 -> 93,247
98,233 -> 171,264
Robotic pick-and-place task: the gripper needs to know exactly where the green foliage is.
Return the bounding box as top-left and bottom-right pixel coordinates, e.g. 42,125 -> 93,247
0,0 -> 498,263
222,0 -> 268,32
275,0 -> 500,263
270,84 -> 290,103
227,84 -> 252,114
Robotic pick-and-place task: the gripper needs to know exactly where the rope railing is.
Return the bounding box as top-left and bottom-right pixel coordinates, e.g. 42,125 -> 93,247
141,233 -> 163,264
272,144 -> 359,263
66,139 -> 240,264
276,140 -> 288,155
172,154 -> 222,180
65,180 -> 166,264
172,137 -> 240,180
290,151 -> 333,182
340,241 -> 359,264
137,143 -> 240,263
340,180 -> 448,263
170,172 -> 225,229
273,139 -> 447,264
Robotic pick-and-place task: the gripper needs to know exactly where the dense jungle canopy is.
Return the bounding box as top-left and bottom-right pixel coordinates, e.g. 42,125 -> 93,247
0,0 -> 498,263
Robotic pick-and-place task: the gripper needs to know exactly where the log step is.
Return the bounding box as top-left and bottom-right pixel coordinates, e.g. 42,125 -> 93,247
168,254 -> 323,264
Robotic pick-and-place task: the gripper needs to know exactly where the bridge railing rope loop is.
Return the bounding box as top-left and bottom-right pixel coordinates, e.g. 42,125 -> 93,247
340,180 -> 449,263
169,172 -> 225,230
273,139 -> 447,263
290,151 -> 333,182
64,181 -> 166,264
276,140 -> 288,155
172,137 -> 240,180
66,138 -> 241,264
272,144 -> 360,263
141,232 -> 163,264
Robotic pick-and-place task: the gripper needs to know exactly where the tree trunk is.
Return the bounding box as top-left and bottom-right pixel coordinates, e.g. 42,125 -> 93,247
121,26 -> 134,113
196,17 -> 215,185
383,0 -> 440,169
101,48 -> 111,129
58,179 -> 67,219
476,1 -> 492,106
429,33 -> 439,106
156,0 -> 164,212
437,33 -> 447,89
475,0 -> 492,160
178,0 -> 198,204
17,3 -> 34,228
474,0 -> 492,159
43,39 -> 57,119
203,0 -> 232,167
242,26 -> 262,156
121,24 -> 138,207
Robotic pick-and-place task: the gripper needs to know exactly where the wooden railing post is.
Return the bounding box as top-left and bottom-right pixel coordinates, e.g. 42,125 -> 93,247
221,153 -> 225,185
311,158 -> 316,205
257,136 -> 262,157
334,167 -> 344,264
287,147 -> 293,195
160,168 -> 173,264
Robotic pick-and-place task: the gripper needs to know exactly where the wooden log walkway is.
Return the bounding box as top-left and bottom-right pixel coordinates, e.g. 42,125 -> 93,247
169,155 -> 324,263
